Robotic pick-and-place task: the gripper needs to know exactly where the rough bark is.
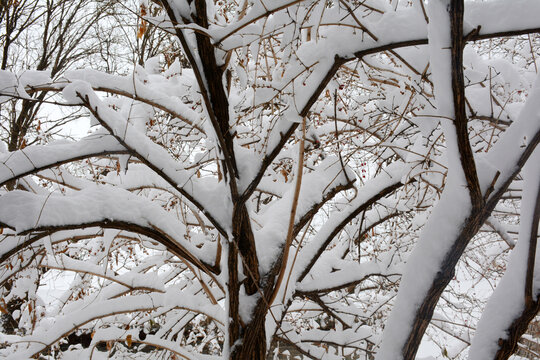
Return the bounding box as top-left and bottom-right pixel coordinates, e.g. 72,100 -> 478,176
400,2 -> 540,357
492,179 -> 540,360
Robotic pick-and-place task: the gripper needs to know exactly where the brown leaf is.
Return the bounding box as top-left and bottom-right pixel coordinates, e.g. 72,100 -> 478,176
137,5 -> 148,39
0,301 -> 8,315
126,334 -> 132,347
281,168 -> 288,182
137,22 -> 147,39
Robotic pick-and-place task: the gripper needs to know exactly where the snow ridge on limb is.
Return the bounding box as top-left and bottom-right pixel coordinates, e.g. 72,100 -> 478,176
64,69 -> 203,131
0,132 -> 126,188
351,0 -> 540,60
0,290 -> 223,359
296,161 -> 409,284
255,156 -> 355,274
88,328 -> 221,360
377,3 -> 540,358
68,81 -> 231,235
469,148 -> 540,359
0,187 -> 216,271
376,1 -> 474,358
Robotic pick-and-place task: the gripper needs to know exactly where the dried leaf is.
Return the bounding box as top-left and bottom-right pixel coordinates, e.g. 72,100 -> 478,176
281,168 -> 288,182
0,301 -> 8,315
137,22 -> 147,39
137,5 -> 148,39
126,334 -> 132,347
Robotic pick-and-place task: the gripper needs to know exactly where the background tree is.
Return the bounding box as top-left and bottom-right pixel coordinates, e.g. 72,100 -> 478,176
0,0 -> 539,359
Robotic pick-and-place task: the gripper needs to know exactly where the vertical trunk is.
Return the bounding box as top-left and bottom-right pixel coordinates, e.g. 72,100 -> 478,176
228,205 -> 266,359
164,2 -> 266,357
231,320 -> 267,360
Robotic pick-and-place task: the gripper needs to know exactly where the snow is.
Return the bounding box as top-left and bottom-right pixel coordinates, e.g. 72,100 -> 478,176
377,2 -> 473,358
468,146 -> 540,359
295,161 -> 408,282
67,80 -> 232,232
1,289 -> 223,359
482,74 -> 540,196
0,131 -> 124,188
64,69 -> 202,129
2,0 -> 540,358
0,186 -> 215,266
254,156 -> 354,274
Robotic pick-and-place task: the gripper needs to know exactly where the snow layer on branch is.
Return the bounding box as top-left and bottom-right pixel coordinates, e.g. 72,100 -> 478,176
68,80 -> 231,231
0,69 -> 52,103
86,327 -> 220,360
466,0 -> 540,35
298,260 -> 397,293
295,161 -> 407,283
255,156 -> 353,274
377,2 -> 472,358
0,289 -> 223,359
42,254 -> 166,293
468,147 -> 540,359
0,186 -> 214,265
209,0 -> 302,45
298,326 -> 371,347
287,0 -> 540,63
65,69 -> 201,128
0,132 -> 124,187
482,74 -> 540,194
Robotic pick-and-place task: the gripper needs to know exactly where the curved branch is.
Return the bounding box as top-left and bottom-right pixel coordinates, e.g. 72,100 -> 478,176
0,133 -> 127,188
297,165 -> 407,282
78,91 -> 229,237
7,292 -> 222,359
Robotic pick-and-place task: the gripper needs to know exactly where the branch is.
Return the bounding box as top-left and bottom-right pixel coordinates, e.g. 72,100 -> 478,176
161,0 -> 240,186
469,149 -> 540,360
297,164 -> 407,282
241,56 -> 347,202
77,91 -> 229,237
450,0 -> 482,208
0,133 -> 127,188
0,188 -> 220,276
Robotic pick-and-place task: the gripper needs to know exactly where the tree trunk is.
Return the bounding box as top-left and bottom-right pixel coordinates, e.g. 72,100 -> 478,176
231,320 -> 267,360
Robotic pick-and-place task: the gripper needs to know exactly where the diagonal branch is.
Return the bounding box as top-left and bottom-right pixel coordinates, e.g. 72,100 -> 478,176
297,169 -> 406,283
78,92 -> 229,237
241,56 -> 347,202
160,0 -> 238,184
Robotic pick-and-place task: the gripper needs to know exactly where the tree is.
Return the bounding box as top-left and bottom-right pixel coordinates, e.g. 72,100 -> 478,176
0,0 -> 117,339
0,0 -> 539,359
